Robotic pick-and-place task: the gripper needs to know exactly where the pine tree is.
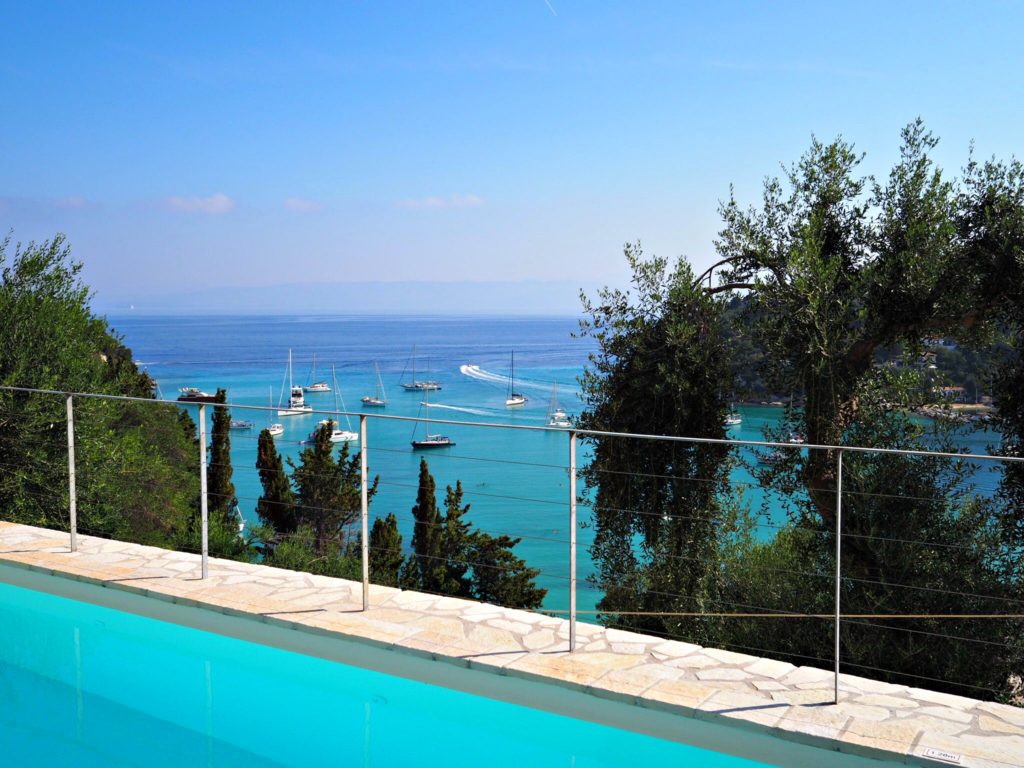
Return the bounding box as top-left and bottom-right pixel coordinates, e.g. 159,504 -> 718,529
471,533 -> 546,609
255,428 -> 295,533
369,513 -> 404,586
288,422 -> 378,556
207,388 -> 235,520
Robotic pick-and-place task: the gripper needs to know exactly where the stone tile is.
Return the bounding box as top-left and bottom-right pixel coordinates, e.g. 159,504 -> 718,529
744,658 -> 796,680
522,629 -> 556,650
698,689 -> 786,729
978,714 -> 1024,736
856,693 -> 920,710
907,686 -> 982,711
665,653 -> 720,670
781,666 -> 834,686
650,640 -> 703,658
840,719 -> 923,759
919,732 -> 1024,768
644,679 -> 718,712
696,668 -> 753,682
752,680 -> 788,692
768,688 -> 834,706
701,647 -> 760,665
976,701 -> 1024,729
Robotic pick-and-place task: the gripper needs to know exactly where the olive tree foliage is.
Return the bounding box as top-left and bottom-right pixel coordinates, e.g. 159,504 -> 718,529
711,121 -> 978,521
706,122 -> 1024,699
577,245 -> 738,644
0,234 -> 199,544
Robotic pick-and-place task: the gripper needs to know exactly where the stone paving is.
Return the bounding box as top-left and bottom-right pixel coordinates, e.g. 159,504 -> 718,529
1,521 -> 1022,767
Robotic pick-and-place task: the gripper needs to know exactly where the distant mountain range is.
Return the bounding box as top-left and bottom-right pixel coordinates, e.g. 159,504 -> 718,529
94,280 -> 600,316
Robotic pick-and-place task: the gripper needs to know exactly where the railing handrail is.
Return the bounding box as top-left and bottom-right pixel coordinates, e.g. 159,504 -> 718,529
1,383 -> 1019,463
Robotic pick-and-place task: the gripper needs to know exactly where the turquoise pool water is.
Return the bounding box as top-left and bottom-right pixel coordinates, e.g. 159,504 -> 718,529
0,581 -> 772,768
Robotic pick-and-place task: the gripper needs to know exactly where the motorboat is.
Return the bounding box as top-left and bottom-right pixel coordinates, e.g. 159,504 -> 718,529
177,387 -> 218,403
277,350 -> 313,416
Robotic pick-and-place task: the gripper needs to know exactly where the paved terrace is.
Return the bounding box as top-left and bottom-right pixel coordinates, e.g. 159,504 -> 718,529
1,521 -> 1022,767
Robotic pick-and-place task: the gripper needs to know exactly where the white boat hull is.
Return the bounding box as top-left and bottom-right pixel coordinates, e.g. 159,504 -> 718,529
277,406 -> 313,417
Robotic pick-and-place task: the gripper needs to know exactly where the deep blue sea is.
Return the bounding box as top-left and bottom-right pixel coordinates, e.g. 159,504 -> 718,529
109,314 -> 1002,613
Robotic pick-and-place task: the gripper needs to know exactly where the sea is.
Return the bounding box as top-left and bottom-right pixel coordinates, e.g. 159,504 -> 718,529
109,314 -> 1002,613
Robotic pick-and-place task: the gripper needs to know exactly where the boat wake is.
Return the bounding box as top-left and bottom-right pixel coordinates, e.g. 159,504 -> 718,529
459,364 -> 552,394
420,402 -> 493,417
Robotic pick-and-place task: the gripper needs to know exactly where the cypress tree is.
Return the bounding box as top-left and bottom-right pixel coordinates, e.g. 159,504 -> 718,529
207,388 -> 235,519
402,458 -> 443,591
369,513 -> 404,586
439,482 -> 473,597
256,428 -> 296,533
401,460 -> 546,607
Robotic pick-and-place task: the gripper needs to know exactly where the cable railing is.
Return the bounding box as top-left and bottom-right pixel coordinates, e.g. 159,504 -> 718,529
1,383 -> 1022,706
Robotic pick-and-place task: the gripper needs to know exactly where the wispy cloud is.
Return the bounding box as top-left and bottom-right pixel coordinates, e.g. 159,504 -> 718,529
165,193 -> 235,214
0,195 -> 99,213
396,193 -> 483,210
283,196 -> 324,213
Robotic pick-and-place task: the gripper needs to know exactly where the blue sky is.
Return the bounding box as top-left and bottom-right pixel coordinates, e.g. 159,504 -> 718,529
2,1 -> 1023,312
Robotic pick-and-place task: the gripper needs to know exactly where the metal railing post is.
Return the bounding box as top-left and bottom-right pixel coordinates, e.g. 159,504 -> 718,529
834,448 -> 844,704
569,430 -> 577,652
66,394 -> 77,553
360,414 -> 369,610
199,404 -> 208,579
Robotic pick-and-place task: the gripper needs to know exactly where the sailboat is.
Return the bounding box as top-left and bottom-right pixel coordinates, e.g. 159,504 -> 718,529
546,383 -> 571,428
306,366 -> 358,443
505,351 -> 527,407
400,345 -> 441,391
266,386 -> 284,436
411,387 -> 454,449
361,361 -> 388,407
277,349 -> 313,416
304,353 -> 331,393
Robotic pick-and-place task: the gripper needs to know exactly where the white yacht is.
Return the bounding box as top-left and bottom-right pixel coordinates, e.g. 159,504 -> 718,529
546,383 -> 571,427
266,386 -> 284,436
304,353 -> 331,393
278,350 -> 314,416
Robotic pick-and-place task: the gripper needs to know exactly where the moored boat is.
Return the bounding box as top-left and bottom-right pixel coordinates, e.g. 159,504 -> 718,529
177,387 -> 218,403
400,345 -> 441,391
362,361 -> 388,407
304,353 -> 331,393
546,383 -> 570,427
277,350 -> 313,416
411,387 -> 454,448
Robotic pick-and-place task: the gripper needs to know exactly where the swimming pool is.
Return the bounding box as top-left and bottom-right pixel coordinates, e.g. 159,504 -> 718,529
1,578 -> 781,768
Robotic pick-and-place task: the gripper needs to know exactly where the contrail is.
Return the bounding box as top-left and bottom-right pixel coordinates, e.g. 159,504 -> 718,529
543,0 -> 557,16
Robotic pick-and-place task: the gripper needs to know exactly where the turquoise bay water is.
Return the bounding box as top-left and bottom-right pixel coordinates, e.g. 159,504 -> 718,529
0,581 -> 771,768
108,314 -> 1002,612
